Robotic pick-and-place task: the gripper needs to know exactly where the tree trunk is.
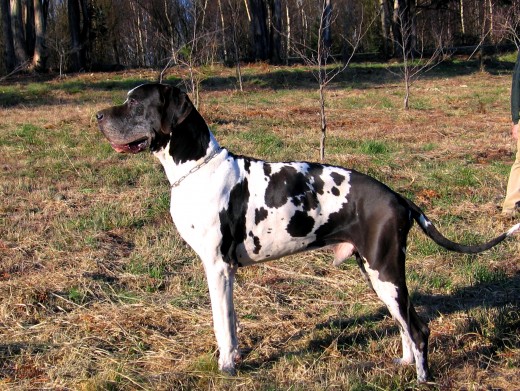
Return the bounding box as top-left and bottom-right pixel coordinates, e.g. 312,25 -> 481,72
488,0 -> 494,43
25,0 -> 35,58
31,0 -> 48,71
79,0 -> 90,68
380,0 -> 394,58
269,0 -> 282,64
285,1 -> 291,63
10,0 -> 29,64
68,0 -> 82,71
227,0 -> 243,90
319,84 -> 327,162
391,0 -> 402,58
459,0 -> 465,37
248,0 -> 269,61
322,0 -> 332,56
1,0 -> 16,71
217,0 -> 228,63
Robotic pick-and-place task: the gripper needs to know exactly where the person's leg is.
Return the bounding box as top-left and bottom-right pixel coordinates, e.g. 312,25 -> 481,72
503,138 -> 520,213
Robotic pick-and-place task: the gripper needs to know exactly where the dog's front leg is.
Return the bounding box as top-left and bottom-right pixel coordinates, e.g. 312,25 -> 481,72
203,259 -> 240,375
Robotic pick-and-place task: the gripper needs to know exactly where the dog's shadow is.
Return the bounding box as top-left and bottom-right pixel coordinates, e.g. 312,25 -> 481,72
240,273 -> 520,374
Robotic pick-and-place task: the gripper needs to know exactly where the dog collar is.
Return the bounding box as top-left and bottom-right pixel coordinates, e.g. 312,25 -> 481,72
170,148 -> 222,188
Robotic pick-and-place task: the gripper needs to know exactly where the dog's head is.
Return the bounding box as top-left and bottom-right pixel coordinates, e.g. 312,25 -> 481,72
96,83 -> 193,154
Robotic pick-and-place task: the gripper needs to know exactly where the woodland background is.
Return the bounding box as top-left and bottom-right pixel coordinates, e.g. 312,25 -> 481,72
2,0 -> 520,76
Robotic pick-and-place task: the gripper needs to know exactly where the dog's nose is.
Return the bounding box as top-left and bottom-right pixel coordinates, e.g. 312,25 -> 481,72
96,112 -> 104,121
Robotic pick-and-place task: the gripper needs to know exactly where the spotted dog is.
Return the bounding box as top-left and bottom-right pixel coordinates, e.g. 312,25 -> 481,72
96,83 -> 519,383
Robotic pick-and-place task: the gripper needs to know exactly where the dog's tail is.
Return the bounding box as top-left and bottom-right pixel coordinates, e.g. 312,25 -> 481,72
403,197 -> 520,254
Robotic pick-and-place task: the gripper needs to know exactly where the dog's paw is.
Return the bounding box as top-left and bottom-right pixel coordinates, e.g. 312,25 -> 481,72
219,348 -> 241,375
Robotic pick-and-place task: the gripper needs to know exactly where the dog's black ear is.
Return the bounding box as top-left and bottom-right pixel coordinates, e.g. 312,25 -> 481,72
159,85 -> 194,134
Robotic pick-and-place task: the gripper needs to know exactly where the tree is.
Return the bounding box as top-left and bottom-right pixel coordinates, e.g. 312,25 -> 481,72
0,0 -> 48,73
32,0 -> 49,71
68,0 -> 90,71
1,0 -> 16,72
11,0 -> 29,65
269,0 -> 282,64
380,0 -> 394,58
393,0 -> 416,59
499,3 -> 520,49
226,0 -> 246,91
292,0 -> 372,161
390,0 -> 444,110
248,0 -> 269,60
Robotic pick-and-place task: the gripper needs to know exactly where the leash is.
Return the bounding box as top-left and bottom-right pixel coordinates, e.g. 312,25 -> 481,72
170,148 -> 222,188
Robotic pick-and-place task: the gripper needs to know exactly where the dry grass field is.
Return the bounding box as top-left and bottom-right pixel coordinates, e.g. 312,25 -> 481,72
1,56 -> 520,390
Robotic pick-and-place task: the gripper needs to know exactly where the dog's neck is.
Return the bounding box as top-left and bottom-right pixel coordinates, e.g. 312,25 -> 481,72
153,111 -> 222,186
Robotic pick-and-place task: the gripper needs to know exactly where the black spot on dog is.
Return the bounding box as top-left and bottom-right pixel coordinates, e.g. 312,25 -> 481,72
287,210 -> 315,237
255,207 -> 268,224
248,232 -> 262,254
219,178 -> 250,265
331,187 -> 340,196
264,165 -> 319,211
331,172 -> 345,186
307,163 -> 325,195
243,158 -> 251,173
263,163 -> 272,177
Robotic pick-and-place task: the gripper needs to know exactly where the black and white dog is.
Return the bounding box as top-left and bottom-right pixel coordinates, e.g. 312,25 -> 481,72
97,83 -> 519,383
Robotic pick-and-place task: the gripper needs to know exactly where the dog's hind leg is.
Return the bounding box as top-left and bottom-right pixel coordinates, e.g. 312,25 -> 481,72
203,259 -> 240,375
359,212 -> 431,383
361,253 -> 430,382
355,253 -> 374,291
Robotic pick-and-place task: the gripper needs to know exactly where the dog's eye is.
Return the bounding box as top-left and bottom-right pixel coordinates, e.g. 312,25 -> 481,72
128,98 -> 139,106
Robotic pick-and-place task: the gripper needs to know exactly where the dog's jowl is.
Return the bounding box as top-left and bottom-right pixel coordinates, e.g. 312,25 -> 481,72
97,83 -> 519,383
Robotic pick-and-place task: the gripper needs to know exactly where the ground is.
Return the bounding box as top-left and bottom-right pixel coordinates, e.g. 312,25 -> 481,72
0,57 -> 519,390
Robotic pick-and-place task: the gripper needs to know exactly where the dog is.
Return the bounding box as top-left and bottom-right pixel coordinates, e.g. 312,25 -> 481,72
96,83 -> 519,383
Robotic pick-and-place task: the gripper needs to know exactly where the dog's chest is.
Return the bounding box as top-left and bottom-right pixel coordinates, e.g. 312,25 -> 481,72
167,157 -> 239,257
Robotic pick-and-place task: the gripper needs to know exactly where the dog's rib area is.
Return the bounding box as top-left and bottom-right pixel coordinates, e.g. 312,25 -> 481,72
215,160 -> 356,266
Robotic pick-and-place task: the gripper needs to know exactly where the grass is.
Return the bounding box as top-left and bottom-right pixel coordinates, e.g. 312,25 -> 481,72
0,60 -> 519,390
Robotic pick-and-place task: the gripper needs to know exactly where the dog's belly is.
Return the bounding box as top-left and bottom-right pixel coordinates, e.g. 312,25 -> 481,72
235,220 -> 320,265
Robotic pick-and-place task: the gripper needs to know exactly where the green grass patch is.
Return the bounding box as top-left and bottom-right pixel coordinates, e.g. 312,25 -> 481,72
235,128 -> 284,156
327,136 -> 392,156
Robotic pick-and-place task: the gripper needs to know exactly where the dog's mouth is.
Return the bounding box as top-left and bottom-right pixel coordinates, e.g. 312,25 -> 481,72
110,137 -> 150,154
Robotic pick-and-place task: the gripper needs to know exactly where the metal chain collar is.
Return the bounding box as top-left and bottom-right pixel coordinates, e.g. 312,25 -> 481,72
170,148 -> 222,189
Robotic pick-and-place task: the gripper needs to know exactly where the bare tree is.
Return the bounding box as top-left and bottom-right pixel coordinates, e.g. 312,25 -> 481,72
226,0 -> 245,91
292,0 -> 374,161
496,4 -> 520,49
389,3 -> 445,110
159,0 -> 213,108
